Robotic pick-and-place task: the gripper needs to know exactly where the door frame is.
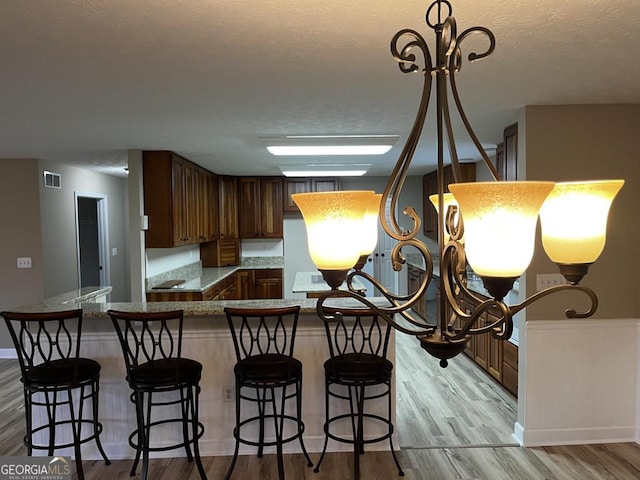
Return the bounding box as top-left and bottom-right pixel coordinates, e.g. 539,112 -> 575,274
74,192 -> 110,288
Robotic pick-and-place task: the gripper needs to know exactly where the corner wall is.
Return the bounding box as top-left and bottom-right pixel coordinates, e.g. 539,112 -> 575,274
517,104 -> 640,446
0,159 -> 44,351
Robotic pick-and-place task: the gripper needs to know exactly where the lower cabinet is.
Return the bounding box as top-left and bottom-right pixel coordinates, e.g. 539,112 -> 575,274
237,269 -> 283,300
146,274 -> 238,302
407,264 -> 427,319
457,292 -> 518,397
146,268 -> 283,303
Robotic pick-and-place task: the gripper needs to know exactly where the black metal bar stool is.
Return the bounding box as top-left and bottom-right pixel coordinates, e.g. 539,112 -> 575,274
314,307 -> 404,479
1,309 -> 110,480
224,305 -> 313,480
108,309 -> 207,480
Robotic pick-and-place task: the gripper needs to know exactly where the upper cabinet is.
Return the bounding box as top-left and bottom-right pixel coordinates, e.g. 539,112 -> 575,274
496,123 -> 518,181
283,177 -> 340,212
143,151 -> 219,248
422,163 -> 476,239
218,175 -> 239,240
238,177 -> 284,238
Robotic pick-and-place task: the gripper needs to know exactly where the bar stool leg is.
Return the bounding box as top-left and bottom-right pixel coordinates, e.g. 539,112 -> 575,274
295,378 -> 313,467
140,392 -> 153,480
91,381 -> 111,464
180,387 -> 194,461
224,384 -> 242,480
313,379 -> 331,473
67,388 -> 85,480
130,392 -> 143,476
257,388 -> 266,458
47,390 -> 57,456
24,390 -> 33,456
190,385 -> 207,479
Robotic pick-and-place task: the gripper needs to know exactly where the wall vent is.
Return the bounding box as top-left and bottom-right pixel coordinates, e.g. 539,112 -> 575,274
43,171 -> 61,189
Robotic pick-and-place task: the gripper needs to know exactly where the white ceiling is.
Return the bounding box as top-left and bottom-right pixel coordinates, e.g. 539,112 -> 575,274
1,0 -> 639,178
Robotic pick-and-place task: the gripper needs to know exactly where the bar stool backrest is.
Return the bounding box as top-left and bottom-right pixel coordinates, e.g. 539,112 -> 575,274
1,309 -> 84,377
224,305 -> 301,362
320,307 -> 392,360
108,310 -> 185,370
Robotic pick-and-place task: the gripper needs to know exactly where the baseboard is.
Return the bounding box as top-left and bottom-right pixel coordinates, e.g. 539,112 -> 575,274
77,432 -> 395,461
517,424 -> 636,447
513,422 -> 524,446
0,348 -> 17,359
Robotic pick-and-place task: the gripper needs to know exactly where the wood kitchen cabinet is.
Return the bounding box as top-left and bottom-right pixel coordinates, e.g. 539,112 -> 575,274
422,163 -> 475,239
407,264 -> 427,320
496,123 -> 518,181
456,290 -> 517,396
238,177 -> 284,238
219,175 -> 239,240
146,273 -> 238,302
143,151 -> 219,248
232,269 -> 283,299
254,269 -> 283,299
283,177 -> 340,212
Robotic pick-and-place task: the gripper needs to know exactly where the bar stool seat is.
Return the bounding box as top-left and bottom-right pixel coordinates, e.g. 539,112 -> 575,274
129,357 -> 202,388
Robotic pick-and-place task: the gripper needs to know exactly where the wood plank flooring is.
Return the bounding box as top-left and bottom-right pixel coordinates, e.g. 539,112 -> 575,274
2,339 -> 640,480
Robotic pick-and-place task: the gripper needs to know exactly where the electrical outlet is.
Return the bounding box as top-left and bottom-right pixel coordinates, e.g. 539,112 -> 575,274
17,257 -> 32,269
223,385 -> 234,403
536,273 -> 565,292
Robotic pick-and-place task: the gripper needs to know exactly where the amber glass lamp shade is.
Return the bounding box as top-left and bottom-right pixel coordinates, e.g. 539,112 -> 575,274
428,192 -> 461,243
359,194 -> 382,256
292,190 -> 375,273
449,181 -> 555,278
539,180 -> 624,265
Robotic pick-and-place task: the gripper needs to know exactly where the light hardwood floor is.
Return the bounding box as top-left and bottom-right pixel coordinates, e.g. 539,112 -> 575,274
2,337 -> 640,480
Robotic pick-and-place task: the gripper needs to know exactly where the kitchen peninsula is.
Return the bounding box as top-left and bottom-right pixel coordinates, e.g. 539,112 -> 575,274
14,293 -> 397,462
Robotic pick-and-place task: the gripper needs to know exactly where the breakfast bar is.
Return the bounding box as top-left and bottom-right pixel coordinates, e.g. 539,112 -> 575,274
15,296 -> 397,462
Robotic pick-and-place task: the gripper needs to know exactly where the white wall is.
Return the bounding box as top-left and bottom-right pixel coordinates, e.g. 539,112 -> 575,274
39,160 -> 130,301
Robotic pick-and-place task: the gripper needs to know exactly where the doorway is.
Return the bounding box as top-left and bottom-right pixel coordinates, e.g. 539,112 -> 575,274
75,193 -> 109,288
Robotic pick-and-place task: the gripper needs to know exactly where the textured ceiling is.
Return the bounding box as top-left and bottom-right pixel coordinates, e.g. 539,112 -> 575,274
1,0 -> 639,178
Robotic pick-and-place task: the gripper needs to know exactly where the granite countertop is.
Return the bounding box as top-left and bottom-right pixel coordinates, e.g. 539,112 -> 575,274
147,257 -> 285,294
15,294 -> 393,318
29,286 -> 113,306
292,271 -> 367,294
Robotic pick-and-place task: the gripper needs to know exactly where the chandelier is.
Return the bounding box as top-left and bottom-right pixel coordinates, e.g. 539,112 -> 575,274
292,0 -> 624,367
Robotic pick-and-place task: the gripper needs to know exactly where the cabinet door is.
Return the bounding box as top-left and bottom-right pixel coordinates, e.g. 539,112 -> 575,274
219,175 -> 239,239
283,178 -> 311,212
143,151 -> 177,248
486,311 -> 503,382
474,316 -> 489,371
204,172 -> 219,241
422,172 -> 438,239
171,156 -> 189,245
312,177 -> 340,193
238,177 -> 262,238
236,269 -> 255,299
260,177 -> 283,238
503,123 -> 518,181
254,269 -> 283,299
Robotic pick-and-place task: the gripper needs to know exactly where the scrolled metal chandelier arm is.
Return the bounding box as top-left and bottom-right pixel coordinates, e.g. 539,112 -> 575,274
447,25 -> 500,181
383,28 -> 433,244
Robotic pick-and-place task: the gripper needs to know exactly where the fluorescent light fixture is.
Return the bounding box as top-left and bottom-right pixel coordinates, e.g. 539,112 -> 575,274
279,164 -> 371,177
262,135 -> 398,156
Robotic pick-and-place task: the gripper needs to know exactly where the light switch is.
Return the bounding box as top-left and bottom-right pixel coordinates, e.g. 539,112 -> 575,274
112,247 -> 118,256
17,257 -> 32,269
